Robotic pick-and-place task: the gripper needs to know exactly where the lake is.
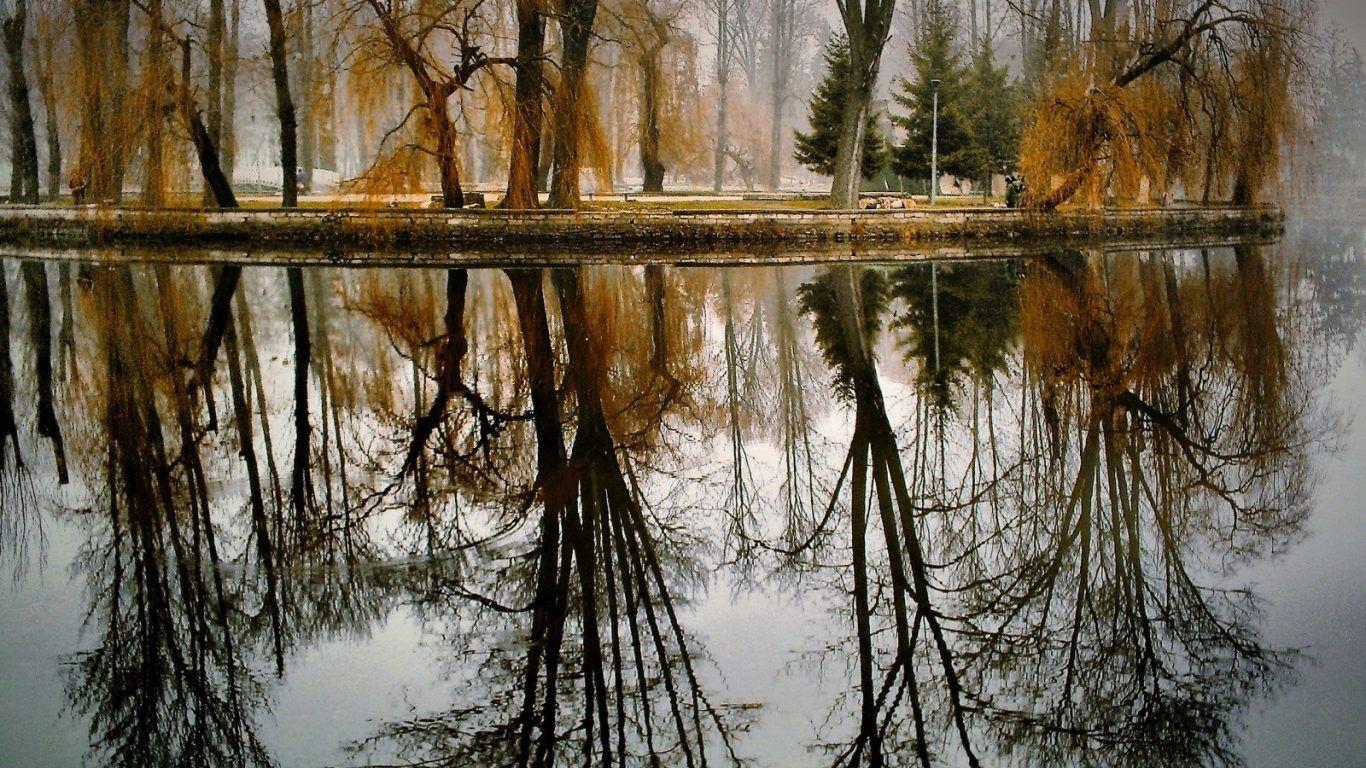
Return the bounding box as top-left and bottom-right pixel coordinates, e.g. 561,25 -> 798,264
0,225 -> 1363,767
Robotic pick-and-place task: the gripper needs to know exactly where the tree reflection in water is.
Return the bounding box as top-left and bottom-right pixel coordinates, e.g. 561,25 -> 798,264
0,242 -> 1344,767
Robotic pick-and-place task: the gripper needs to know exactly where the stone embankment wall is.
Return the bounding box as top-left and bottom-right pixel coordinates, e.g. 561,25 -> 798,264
0,204 -> 1283,251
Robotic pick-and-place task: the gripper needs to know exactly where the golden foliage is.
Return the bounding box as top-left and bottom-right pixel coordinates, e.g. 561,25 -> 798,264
1021,59 -> 1183,208
1021,2 -> 1308,209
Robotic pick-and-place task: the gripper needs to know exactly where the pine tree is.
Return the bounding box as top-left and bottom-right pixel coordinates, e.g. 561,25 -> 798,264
794,35 -> 886,179
961,38 -> 1021,186
890,0 -> 975,183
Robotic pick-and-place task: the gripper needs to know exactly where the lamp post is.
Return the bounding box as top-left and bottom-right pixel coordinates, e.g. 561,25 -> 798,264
930,78 -> 941,206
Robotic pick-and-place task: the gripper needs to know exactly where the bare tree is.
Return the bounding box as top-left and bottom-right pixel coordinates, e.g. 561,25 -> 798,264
708,0 -> 735,190
263,0 -> 298,205
353,0 -> 514,207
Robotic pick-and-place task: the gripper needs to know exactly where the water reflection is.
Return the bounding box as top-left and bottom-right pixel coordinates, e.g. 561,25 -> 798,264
0,236 -> 1352,767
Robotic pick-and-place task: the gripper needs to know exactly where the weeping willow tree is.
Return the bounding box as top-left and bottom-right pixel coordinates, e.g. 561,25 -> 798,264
73,0 -> 131,203
349,0 -> 516,207
59,265 -> 274,767
947,247 -> 1319,765
342,265 -> 738,765
546,0 -> 609,208
1021,0 -> 1309,210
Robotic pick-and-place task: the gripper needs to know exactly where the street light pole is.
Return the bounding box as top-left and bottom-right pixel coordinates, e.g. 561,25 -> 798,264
930,78 -> 940,206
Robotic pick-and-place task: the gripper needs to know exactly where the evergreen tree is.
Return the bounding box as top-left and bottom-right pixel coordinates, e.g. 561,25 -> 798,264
961,38 -> 1022,186
890,0 -> 975,183
794,35 -> 886,179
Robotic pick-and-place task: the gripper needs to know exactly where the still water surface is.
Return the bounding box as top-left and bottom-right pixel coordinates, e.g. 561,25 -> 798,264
0,228 -> 1363,767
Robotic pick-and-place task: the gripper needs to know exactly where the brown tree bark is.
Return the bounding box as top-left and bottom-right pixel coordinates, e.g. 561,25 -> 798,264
223,0 -> 239,181
546,0 -> 600,208
429,89 -> 464,208
502,0 -> 545,209
3,0 -> 39,204
638,41 -> 665,193
262,0 -> 298,206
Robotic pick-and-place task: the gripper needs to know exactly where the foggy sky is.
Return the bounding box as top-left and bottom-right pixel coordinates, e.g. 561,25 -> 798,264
1323,0 -> 1366,52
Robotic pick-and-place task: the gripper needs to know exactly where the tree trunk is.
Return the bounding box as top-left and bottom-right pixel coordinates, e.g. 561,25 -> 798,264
431,92 -> 464,208
207,0 -> 224,143
711,1 -> 729,193
223,0 -> 238,181
536,119 -> 554,192
262,0 -> 298,207
502,0 -> 545,209
547,0 -> 600,209
288,266 -> 311,535
3,0 -> 40,204
201,0 -> 224,203
21,261 -> 66,482
829,68 -> 870,208
768,14 -> 787,192
830,0 -> 894,209
639,48 -> 665,193
299,0 -> 314,193
38,63 -> 59,200
0,265 -> 17,463
179,41 -> 238,208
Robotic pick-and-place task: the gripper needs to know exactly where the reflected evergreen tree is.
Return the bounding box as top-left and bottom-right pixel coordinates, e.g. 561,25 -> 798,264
890,260 -> 1019,412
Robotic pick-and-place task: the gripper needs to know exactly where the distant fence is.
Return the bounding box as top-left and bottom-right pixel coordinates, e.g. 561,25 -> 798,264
230,166 -> 341,192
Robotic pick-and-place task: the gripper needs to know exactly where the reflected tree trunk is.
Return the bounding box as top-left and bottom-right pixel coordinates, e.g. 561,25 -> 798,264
236,288 -> 285,513
222,309 -> 285,674
0,264 -> 19,465
402,269 -> 469,474
21,261 -> 65,481
288,267 -> 312,543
